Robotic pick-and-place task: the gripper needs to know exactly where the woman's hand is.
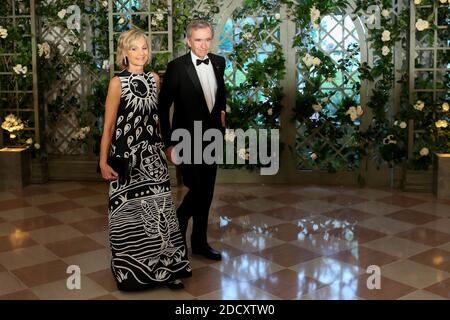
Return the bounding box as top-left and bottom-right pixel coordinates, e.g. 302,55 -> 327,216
100,163 -> 118,181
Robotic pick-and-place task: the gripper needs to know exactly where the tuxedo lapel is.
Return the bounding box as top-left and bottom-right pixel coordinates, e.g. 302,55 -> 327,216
184,54 -> 204,98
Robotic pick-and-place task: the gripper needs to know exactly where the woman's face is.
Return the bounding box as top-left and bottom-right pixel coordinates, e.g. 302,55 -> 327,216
126,36 -> 149,68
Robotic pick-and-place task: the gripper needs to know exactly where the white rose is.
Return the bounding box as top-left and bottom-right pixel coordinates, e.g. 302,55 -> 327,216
442,102 -> 449,112
57,9 -> 66,19
102,59 -> 110,70
415,19 -> 429,31
312,57 -> 321,66
242,32 -> 252,40
302,53 -> 314,67
10,134 -> 16,139
118,17 -> 125,24
400,121 -> 407,129
419,147 -> 429,156
225,129 -> 236,142
274,13 -> 281,20
381,9 -> 390,18
435,120 -> 448,128
439,0 -> 446,3
13,64 -> 22,74
238,148 -> 247,160
26,138 -> 33,145
0,26 -> 8,39
366,14 -> 376,25
381,30 -> 391,42
414,0 -> 421,4
394,120 -> 399,126
310,6 -> 320,22
310,153 -> 318,160
414,100 -> 425,111
102,1 -> 108,7
226,105 -> 231,113
34,143 -> 40,149
382,46 -> 390,56
267,108 -> 273,116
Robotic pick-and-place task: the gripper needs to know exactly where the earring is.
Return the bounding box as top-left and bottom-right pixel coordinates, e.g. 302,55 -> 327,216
123,56 -> 128,66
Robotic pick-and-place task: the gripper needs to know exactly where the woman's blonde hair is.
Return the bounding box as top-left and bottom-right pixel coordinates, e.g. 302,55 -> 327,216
116,28 -> 151,70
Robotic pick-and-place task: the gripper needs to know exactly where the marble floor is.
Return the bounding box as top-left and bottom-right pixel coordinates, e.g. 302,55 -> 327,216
0,181 -> 449,300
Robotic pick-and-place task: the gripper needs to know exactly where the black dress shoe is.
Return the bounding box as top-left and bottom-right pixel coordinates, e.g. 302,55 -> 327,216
192,244 -> 222,261
166,279 -> 185,290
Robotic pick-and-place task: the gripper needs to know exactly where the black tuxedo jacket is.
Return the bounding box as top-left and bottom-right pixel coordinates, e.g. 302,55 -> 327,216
158,52 -> 226,153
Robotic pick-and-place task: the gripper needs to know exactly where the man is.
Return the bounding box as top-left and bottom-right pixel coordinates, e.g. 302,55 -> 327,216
158,20 -> 226,261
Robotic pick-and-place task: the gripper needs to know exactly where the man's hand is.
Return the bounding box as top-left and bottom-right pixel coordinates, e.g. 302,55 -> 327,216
221,111 -> 226,127
165,146 -> 175,164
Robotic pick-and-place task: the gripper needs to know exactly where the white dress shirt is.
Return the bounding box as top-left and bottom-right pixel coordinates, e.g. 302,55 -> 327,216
191,51 -> 217,113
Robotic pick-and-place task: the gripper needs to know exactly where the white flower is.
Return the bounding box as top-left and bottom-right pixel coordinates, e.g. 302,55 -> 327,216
225,129 -> 235,142
415,19 -> 429,31
302,53 -> 314,67
274,13 -> 281,20
381,30 -> 391,42
226,105 -> 231,113
118,17 -> 125,24
346,106 -> 364,121
0,26 -> 8,39
57,9 -> 66,19
12,64 -> 27,76
26,138 -> 33,145
442,102 -> 449,112
399,122 -> 407,129
414,0 -> 422,4
310,153 -> 318,160
413,100 -> 425,111
34,143 -> 40,150
155,13 -> 164,21
312,57 -> 321,66
382,46 -> 390,56
10,134 -> 16,139
267,108 -> 273,116
419,147 -> 429,156
242,32 -> 252,40
310,6 -> 321,22
37,42 -> 51,59
381,9 -> 390,18
383,134 -> 397,145
439,0 -> 447,3
101,1 -> 108,7
102,59 -> 110,70
435,120 -> 448,128
151,19 -> 158,27
312,103 -> 322,112
238,148 -> 248,160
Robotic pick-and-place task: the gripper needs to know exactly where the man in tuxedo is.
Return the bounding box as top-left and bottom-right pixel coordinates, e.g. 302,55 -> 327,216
158,20 -> 226,261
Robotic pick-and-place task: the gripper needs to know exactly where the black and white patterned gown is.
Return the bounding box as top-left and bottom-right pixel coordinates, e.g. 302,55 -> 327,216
108,70 -> 191,291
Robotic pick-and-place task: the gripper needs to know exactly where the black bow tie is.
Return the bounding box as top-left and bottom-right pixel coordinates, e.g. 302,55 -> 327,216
196,58 -> 210,66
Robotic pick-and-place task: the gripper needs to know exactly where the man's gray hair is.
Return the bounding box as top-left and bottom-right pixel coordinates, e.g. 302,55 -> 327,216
186,20 -> 214,39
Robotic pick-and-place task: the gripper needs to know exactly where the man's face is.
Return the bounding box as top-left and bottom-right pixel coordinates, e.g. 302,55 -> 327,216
187,27 -> 213,59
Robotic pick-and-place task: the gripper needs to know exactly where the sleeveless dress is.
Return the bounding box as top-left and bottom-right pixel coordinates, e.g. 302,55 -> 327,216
108,70 -> 191,291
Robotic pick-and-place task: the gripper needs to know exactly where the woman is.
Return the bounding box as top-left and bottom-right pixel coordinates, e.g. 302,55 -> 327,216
99,28 -> 191,291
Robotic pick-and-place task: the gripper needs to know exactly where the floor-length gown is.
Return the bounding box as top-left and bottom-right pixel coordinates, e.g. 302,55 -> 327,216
108,70 -> 191,291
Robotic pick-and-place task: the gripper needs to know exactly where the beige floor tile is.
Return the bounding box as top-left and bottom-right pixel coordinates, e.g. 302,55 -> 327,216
0,191 -> 18,202
45,182 -> 86,192
357,216 -> 416,235
399,289 -> 447,300
291,233 -> 358,256
299,281 -> 361,300
28,225 -> 84,244
235,198 -> 284,213
50,208 -> 102,224
439,242 -> 450,252
30,276 -> 109,300
232,213 -> 284,231
341,188 -> 394,200
222,232 -> 285,253
0,271 -> 27,296
291,256 -> 364,286
293,200 -> 343,215
24,193 -> 68,206
381,260 -> 450,289
0,207 -> 47,222
423,218 -> 450,234
62,248 -> 111,274
410,202 -> 450,218
362,236 -> 431,259
0,222 -> 16,237
210,253 -> 284,281
72,194 -> 108,207
87,230 -> 110,248
0,245 -> 59,270
350,201 -> 403,216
